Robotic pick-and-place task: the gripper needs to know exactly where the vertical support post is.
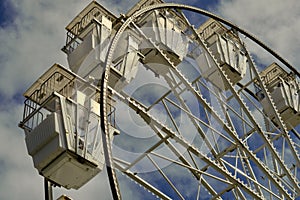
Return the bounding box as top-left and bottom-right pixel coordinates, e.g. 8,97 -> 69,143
44,178 -> 53,200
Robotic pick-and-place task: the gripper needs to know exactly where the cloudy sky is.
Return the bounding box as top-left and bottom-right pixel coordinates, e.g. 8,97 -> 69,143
0,0 -> 299,199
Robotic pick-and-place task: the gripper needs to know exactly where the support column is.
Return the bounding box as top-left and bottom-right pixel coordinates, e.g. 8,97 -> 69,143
44,178 -> 53,200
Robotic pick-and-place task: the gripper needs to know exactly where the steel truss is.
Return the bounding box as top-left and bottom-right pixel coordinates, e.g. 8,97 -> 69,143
100,3 -> 300,200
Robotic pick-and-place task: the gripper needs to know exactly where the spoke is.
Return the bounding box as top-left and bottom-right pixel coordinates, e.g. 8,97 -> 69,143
111,87 -> 264,199
147,155 -> 185,200
101,3 -> 300,199
133,18 -> 294,198
113,88 -> 221,197
115,163 -> 172,200
178,15 -> 298,197
123,135 -> 171,171
246,48 -> 300,169
164,97 -> 235,144
150,151 -> 231,185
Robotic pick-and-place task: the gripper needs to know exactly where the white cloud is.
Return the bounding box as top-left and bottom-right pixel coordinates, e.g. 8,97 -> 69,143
0,0 -> 89,98
0,0 -> 121,199
1,0 -> 299,199
0,103 -> 43,199
215,0 -> 300,68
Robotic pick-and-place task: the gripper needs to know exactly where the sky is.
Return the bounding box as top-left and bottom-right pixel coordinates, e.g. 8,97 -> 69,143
0,0 -> 299,199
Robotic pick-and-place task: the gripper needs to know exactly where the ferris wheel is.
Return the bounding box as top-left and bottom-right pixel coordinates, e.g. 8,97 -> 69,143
19,0 -> 300,200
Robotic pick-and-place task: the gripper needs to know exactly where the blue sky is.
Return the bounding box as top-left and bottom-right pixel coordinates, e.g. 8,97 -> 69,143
0,0 -> 16,28
0,0 -> 299,199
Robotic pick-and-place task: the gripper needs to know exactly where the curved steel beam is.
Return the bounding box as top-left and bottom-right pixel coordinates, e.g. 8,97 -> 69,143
101,3 -> 299,199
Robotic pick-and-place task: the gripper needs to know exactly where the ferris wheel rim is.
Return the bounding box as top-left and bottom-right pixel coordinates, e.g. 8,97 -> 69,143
100,3 -> 299,200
